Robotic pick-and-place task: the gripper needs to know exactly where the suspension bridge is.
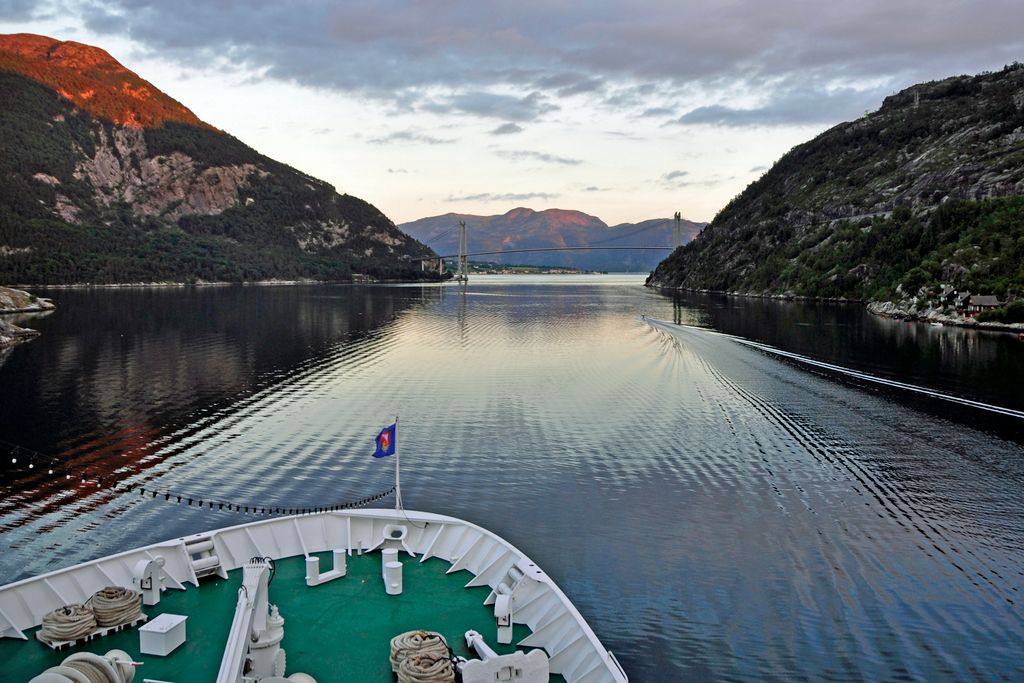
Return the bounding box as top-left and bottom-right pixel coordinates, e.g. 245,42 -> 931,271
415,211 -> 686,282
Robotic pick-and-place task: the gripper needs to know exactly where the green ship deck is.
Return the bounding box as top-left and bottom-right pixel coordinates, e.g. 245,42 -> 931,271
3,551 -> 566,681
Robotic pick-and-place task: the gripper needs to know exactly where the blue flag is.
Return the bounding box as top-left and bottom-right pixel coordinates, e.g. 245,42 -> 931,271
374,423 -> 396,458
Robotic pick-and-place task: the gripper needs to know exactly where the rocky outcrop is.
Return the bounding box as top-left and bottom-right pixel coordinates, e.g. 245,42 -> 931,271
866,299 -> 1024,332
0,286 -> 54,348
72,126 -> 265,221
286,220 -> 352,253
0,316 -> 41,347
0,285 -> 54,313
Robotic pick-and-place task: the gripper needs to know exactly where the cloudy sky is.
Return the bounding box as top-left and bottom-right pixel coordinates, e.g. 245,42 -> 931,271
3,1 -> 1023,225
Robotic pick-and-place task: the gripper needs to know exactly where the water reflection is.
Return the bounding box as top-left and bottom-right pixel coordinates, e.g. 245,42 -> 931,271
0,277 -> 1021,681
0,285 -> 434,510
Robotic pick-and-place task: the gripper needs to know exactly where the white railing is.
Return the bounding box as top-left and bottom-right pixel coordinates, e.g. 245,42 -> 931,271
0,509 -> 627,682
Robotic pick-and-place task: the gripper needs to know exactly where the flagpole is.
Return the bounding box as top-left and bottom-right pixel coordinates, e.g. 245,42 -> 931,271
394,415 -> 402,511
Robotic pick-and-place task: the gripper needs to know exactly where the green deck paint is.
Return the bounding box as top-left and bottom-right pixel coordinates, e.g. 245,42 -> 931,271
3,552 -> 565,681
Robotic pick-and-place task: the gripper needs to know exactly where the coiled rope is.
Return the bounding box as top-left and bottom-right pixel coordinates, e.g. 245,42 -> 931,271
40,603 -> 96,642
87,587 -> 141,627
38,587 -> 140,644
398,651 -> 455,683
63,659 -> 111,683
389,630 -> 452,682
34,649 -> 136,683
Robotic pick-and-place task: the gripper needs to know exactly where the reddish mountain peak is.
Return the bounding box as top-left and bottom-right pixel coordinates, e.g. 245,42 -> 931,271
538,208 -> 602,227
0,33 -> 61,57
2,33 -> 113,68
503,207 -> 536,220
0,33 -> 209,129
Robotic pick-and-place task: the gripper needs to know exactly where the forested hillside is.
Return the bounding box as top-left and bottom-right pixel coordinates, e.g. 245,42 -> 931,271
0,34 -> 436,284
648,64 -> 1024,320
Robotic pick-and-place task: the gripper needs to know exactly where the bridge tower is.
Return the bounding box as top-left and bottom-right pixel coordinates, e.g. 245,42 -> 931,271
673,211 -> 682,250
455,220 -> 469,283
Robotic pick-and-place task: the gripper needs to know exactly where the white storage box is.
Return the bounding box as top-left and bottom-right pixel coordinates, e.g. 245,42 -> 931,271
139,613 -> 187,656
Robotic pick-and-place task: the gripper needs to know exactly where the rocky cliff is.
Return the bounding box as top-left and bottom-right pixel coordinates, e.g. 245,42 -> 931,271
401,207 -> 704,271
647,64 -> 1024,316
0,34 -> 435,284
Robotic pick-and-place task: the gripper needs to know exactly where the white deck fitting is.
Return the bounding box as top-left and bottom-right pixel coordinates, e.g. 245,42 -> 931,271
0,509 -> 627,682
139,613 -> 186,656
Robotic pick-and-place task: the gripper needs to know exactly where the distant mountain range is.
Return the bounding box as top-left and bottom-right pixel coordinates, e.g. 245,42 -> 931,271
400,207 -> 704,271
648,63 -> 1024,321
0,33 -> 434,285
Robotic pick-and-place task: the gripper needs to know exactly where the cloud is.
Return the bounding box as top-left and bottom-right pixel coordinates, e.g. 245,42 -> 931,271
601,83 -> 659,109
749,165 -> 768,173
388,168 -> 409,174
583,186 -> 608,192
368,130 -> 456,145
603,130 -> 644,140
640,106 -> 674,118
447,191 -> 558,202
491,123 -> 524,136
661,172 -> 735,188
423,91 -> 556,122
36,0 -> 1024,128
0,0 -> 46,20
496,150 -> 582,166
534,72 -> 604,97
674,82 -> 887,127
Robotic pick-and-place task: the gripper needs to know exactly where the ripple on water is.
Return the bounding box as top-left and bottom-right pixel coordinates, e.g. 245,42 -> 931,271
0,280 -> 1022,681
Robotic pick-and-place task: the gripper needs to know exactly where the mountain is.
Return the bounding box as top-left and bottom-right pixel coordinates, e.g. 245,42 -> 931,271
0,34 -> 435,284
647,64 -> 1024,317
400,208 -> 704,271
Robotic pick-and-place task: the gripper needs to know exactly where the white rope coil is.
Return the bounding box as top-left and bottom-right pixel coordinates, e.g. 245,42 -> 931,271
35,665 -> 93,683
87,586 -> 141,627
32,650 -> 136,683
389,630 -> 450,676
63,660 -> 110,683
397,650 -> 455,683
40,603 -> 96,642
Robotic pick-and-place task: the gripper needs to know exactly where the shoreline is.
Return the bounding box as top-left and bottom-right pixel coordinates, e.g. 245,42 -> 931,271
647,284 -> 1024,334
18,278 -> 331,288
866,300 -> 1024,334
645,283 -> 865,305
15,277 -> 445,290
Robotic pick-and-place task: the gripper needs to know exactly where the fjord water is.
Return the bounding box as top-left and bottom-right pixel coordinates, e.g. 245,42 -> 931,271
1,276 -> 1022,681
